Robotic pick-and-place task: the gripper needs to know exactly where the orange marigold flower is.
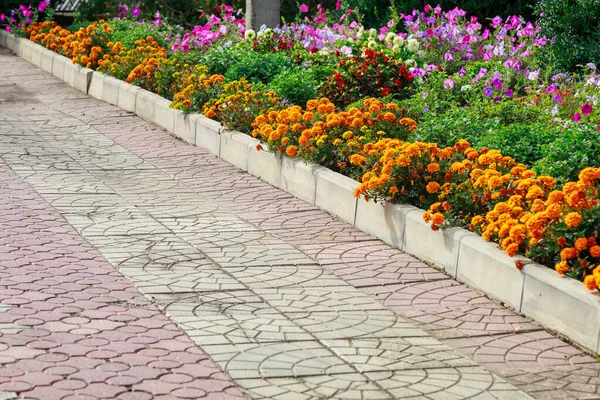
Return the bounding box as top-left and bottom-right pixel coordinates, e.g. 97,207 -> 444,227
431,213 -> 445,226
427,163 -> 441,173
505,243 -> 519,257
564,212 -> 583,228
383,112 -> 396,123
584,275 -> 597,290
425,181 -> 440,194
285,145 -> 298,157
574,238 -> 588,251
515,260 -> 524,270
555,261 -> 570,275
560,247 -> 579,261
557,236 -> 567,248
590,245 -> 600,258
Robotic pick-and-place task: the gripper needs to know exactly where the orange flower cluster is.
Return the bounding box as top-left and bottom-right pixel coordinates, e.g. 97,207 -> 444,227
97,37 -> 166,91
28,21 -> 112,68
203,80 -> 280,133
171,73 -> 227,113
353,138 -> 465,209
251,98 -> 417,173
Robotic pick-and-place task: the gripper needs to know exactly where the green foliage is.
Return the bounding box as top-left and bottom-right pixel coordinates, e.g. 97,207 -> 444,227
106,19 -> 167,48
268,68 -> 320,106
477,124 -> 557,166
536,0 -> 600,71
223,50 -> 292,84
199,45 -> 246,75
74,0 -> 119,21
535,123 -> 600,183
409,109 -> 499,146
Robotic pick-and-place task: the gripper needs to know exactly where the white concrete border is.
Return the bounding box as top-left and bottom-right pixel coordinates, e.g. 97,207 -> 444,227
5,34 -> 600,355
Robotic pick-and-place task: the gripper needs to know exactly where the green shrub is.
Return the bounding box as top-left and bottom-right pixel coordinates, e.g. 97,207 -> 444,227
409,108 -> 499,146
224,51 -> 292,84
535,123 -> 600,183
106,19 -> 167,49
477,124 -> 557,166
268,68 -> 320,106
536,0 -> 600,72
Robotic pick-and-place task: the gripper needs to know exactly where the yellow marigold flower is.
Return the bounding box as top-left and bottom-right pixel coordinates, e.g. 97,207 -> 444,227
564,212 -> 583,228
426,182 -> 440,194
555,261 -> 570,275
349,154 -> 366,167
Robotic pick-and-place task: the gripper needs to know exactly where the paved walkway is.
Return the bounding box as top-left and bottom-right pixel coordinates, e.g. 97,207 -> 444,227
0,47 -> 599,400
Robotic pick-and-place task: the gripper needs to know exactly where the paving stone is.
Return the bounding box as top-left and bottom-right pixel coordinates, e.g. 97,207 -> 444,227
1,46 -> 591,400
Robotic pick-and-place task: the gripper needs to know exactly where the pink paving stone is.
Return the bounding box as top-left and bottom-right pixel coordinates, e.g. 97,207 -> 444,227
117,392 -> 153,400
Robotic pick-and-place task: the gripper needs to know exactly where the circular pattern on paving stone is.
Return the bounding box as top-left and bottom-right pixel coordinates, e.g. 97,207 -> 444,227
117,392 -> 153,400
127,336 -> 158,345
26,340 -> 60,349
69,328 -> 99,335
98,362 -> 130,373
148,360 -> 182,370
159,374 -> 194,384
0,381 -> 33,392
14,318 -> 44,326
0,368 -> 24,378
77,338 -> 110,347
87,350 -> 119,359
44,366 -> 79,375
62,394 -> 98,400
137,348 -> 168,357
171,388 -> 207,399
53,379 -> 87,390
63,317 -> 90,325
37,353 -> 69,362
107,375 -> 142,386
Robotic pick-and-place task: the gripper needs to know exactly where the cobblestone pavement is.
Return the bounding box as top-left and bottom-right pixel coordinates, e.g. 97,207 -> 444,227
1,47 -> 599,399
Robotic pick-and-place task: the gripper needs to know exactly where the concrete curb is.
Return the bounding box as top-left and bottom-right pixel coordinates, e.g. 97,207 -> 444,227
4,34 -> 600,355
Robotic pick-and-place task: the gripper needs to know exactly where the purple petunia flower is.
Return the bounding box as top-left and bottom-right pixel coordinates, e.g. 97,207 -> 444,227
483,87 -> 494,97
492,78 -> 502,90
504,89 -> 513,97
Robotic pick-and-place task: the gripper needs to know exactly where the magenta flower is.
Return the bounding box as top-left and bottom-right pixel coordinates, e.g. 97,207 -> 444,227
131,8 -> 141,18
300,4 -> 308,13
5,25 -> 11,32
0,13 -> 4,21
581,102 -> 593,115
38,0 -> 49,13
573,113 -> 581,122
504,89 -> 514,97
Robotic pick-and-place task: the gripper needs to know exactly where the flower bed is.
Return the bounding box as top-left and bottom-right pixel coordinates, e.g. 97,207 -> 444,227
2,2 -> 600,290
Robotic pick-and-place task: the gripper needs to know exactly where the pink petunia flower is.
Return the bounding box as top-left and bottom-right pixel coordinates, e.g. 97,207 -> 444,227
573,113 -> 582,122
581,102 -> 593,115
300,4 -> 308,13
